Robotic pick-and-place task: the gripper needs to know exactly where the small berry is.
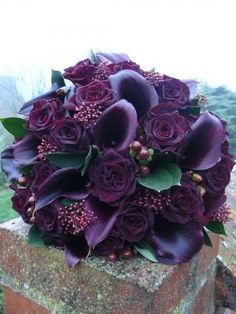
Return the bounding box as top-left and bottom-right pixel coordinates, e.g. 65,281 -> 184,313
122,248 -> 133,259
148,148 -> 154,156
192,173 -> 203,184
29,216 -> 35,224
27,206 -> 35,215
139,165 -> 150,176
199,186 -> 206,196
131,141 -> 142,152
18,175 -> 28,187
107,252 -> 117,262
138,149 -> 150,160
28,195 -> 36,205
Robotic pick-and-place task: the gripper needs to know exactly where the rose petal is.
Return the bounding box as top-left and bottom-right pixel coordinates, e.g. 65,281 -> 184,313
182,80 -> 198,99
181,111 -> 224,170
18,83 -> 61,115
96,52 -> 130,64
109,69 -> 159,118
1,147 -> 20,181
64,236 -> 89,267
145,216 -> 204,265
93,99 -> 138,151
13,133 -> 41,167
85,196 -> 119,249
35,168 -> 88,210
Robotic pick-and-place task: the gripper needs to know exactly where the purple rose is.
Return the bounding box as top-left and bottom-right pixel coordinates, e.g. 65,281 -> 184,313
89,150 -> 138,205
10,183 -> 32,223
75,80 -> 116,109
115,199 -> 154,242
156,75 -> 190,106
50,118 -> 89,153
35,201 -> 60,233
28,98 -> 63,134
144,106 -> 190,152
107,61 -> 141,75
32,162 -> 57,194
199,157 -> 234,195
161,174 -> 204,224
93,228 -> 125,255
63,59 -> 96,85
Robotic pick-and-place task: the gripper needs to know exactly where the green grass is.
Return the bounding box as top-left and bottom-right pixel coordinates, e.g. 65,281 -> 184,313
0,188 -> 18,313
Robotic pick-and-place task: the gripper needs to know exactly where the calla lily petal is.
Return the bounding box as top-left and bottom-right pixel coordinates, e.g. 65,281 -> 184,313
145,216 -> 203,265
35,168 -> 88,210
18,83 -> 62,115
93,99 -> 138,151
13,133 -> 41,167
85,196 -> 119,249
181,111 -> 224,170
64,236 -> 89,267
1,147 -> 20,181
109,69 -> 159,118
96,52 -> 130,64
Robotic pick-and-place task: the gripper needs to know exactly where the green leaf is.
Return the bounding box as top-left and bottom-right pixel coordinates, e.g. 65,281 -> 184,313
81,146 -> 93,176
203,228 -> 213,247
61,199 -> 73,206
90,49 -> 99,65
0,117 -> 27,138
51,69 -> 65,87
28,224 -> 46,248
47,152 -> 84,169
206,221 -> 226,235
20,164 -> 34,175
149,67 -> 156,72
137,162 -> 181,192
179,106 -> 201,116
134,240 -> 158,263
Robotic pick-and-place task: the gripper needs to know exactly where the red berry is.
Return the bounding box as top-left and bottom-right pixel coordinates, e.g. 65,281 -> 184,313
122,248 -> 133,259
107,252 -> 117,262
138,149 -> 150,160
28,195 -> 36,205
139,165 -> 150,176
131,141 -> 142,152
27,206 -> 35,215
18,175 -> 28,187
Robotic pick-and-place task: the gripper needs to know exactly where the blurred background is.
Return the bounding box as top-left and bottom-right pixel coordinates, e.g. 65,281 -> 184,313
0,0 -> 235,308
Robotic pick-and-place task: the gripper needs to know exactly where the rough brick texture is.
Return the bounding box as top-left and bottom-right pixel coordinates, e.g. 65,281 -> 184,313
0,218 -> 220,314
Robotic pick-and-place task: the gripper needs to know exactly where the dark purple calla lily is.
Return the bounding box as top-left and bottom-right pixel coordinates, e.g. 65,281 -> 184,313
145,216 -> 204,265
96,52 -> 130,64
181,111 -> 224,170
35,168 -> 88,210
85,196 -> 120,249
18,83 -> 63,115
1,147 -> 20,181
109,70 -> 159,119
13,133 -> 41,167
64,235 -> 89,267
93,99 -> 138,151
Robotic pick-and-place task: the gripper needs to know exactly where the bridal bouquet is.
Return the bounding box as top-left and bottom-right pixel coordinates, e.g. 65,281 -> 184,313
1,52 -> 234,267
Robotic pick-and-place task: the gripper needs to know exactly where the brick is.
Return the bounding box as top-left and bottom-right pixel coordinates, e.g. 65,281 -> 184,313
195,232 -> 220,277
3,286 -> 49,314
0,218 -> 220,313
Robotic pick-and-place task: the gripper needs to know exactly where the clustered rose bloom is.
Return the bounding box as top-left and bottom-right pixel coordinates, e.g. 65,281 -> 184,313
1,51 -> 234,268
89,150 -> 138,205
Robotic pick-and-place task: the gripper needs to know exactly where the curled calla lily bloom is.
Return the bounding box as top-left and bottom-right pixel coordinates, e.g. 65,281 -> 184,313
13,133 -> 41,168
18,83 -> 63,115
181,111 -> 224,170
35,168 -> 88,210
93,99 -> 138,151
96,52 -> 130,64
1,147 -> 20,181
109,70 -> 159,119
64,235 -> 89,267
145,216 -> 204,265
85,196 -> 120,249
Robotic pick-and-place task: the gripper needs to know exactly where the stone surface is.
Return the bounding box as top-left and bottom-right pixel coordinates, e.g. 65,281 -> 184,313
0,218 -> 220,314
